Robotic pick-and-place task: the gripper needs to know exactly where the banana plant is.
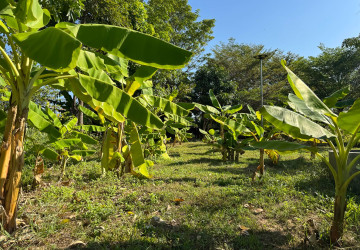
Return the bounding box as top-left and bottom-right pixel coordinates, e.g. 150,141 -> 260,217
0,0 -> 191,232
254,60 -> 360,243
27,102 -> 97,180
195,89 -> 246,161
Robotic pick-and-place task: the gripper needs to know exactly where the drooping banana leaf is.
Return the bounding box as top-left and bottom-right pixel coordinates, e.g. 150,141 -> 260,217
52,138 -> 82,149
224,104 -> 243,114
71,131 -> 97,145
65,24 -> 192,69
129,122 -> 152,178
28,102 -> 62,138
69,75 -> 164,129
101,128 -> 118,171
194,103 -> 220,114
142,95 -> 189,117
40,148 -> 59,161
210,115 -> 249,138
78,105 -> 101,121
323,85 -> 351,108
260,105 -> 335,140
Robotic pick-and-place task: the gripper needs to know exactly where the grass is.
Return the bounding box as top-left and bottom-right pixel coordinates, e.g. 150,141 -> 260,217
2,141 -> 360,249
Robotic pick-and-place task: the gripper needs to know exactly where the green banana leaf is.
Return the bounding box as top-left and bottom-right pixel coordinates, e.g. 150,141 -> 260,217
210,115 -> 249,138
281,60 -> 336,117
323,85 -> 351,108
260,105 -> 335,140
40,148 -> 59,161
177,102 -> 195,110
72,131 -> 97,145
13,27 -> 82,72
209,89 -> 221,109
0,109 -> 7,133
142,95 -> 189,117
28,102 -> 62,138
129,122 -> 151,178
66,24 -> 192,69
224,104 -> 243,114
69,75 -> 163,129
0,1 -> 13,16
338,99 -> 360,134
126,66 -> 157,96
86,68 -> 114,85
76,50 -> 124,74
45,106 -> 62,128
194,103 -> 220,114
288,94 -> 330,124
75,125 -> 106,132
78,105 -> 101,121
101,128 -> 117,171
53,138 -> 82,149
14,0 -> 50,28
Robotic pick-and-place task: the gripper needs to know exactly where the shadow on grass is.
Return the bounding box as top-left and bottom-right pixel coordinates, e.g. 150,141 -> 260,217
167,157 -> 225,167
78,222 -> 298,250
154,177 -> 198,184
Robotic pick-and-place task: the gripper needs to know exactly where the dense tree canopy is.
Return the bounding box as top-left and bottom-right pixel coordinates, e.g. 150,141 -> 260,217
293,43 -> 360,100
193,39 -> 299,110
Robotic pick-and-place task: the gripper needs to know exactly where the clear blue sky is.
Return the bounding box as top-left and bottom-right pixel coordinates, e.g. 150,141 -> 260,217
187,0 -> 360,58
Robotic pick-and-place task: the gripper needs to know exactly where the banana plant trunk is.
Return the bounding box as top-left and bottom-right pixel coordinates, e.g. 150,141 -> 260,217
0,103 -> 29,233
330,190 -> 347,243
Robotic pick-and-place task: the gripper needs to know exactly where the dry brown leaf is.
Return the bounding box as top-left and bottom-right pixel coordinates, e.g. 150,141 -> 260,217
254,208 -> 264,214
61,180 -> 71,186
174,198 -> 184,205
238,224 -> 250,231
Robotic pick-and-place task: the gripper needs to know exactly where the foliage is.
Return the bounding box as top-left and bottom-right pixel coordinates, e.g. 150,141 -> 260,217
194,38 -> 299,111
0,0 -> 191,233
293,43 -> 360,101
256,60 -> 360,243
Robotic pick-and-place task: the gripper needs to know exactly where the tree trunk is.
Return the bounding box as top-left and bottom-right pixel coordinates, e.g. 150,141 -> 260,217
330,192 -> 347,244
78,100 -> 84,126
2,106 -> 28,233
252,149 -> 265,181
0,103 -> 17,200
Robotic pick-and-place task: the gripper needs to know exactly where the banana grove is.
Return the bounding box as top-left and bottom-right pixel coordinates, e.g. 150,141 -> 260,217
0,0 -> 191,233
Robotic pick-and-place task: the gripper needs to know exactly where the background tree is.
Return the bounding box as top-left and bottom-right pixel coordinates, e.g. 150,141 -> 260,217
293,43 -> 360,101
194,38 -> 299,111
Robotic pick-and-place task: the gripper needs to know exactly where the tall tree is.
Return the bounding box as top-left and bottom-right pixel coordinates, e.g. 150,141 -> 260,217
195,39 -> 299,111
293,43 -> 360,100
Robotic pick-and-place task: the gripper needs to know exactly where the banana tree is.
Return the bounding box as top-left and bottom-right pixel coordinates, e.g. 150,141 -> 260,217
195,89 -> 246,161
27,102 -> 97,180
0,0 -> 191,232
255,60 -> 360,243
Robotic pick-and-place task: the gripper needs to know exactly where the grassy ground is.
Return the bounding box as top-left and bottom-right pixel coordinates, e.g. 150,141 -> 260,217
2,141 -> 360,249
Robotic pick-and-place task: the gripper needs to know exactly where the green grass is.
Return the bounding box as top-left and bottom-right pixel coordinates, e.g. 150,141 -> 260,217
2,142 -> 360,249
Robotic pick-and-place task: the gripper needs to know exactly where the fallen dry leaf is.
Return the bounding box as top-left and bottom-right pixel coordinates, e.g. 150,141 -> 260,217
174,198 -> 184,205
254,208 -> 264,214
238,224 -> 250,231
